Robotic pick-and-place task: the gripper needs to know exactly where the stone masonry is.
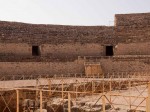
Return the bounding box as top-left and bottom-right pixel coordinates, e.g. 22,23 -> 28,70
0,12 -> 150,75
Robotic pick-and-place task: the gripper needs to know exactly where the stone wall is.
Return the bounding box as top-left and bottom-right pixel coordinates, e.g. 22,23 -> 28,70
41,43 -> 104,58
0,21 -> 114,44
0,43 -> 104,61
0,13 -> 150,75
115,13 -> 150,43
0,60 -> 84,75
0,58 -> 150,75
0,43 -> 31,56
114,42 -> 150,55
115,13 -> 150,27
100,58 -> 150,73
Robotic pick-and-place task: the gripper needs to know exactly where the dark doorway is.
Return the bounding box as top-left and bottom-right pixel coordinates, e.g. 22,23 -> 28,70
32,46 -> 40,56
106,46 -> 113,56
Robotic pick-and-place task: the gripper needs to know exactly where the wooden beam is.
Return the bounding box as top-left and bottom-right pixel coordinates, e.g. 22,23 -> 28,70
16,89 -> 19,112
102,94 -> 106,112
109,77 -> 112,102
36,79 -> 39,101
48,79 -> 52,97
75,80 -> 78,101
128,76 -> 131,109
68,92 -> 71,112
40,90 -> 42,112
62,79 -> 64,100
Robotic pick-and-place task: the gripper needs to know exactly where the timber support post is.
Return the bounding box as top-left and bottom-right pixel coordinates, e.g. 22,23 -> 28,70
16,89 -> 19,112
146,82 -> 150,112
40,90 -> 43,112
68,92 -> 71,112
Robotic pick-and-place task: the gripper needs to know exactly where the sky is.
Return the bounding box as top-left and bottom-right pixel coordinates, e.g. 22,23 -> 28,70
0,0 -> 150,26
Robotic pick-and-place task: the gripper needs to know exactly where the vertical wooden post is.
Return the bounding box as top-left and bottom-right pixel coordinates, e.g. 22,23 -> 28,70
90,65 -> 92,77
119,75 -> 121,89
48,79 -> 51,97
75,80 -> 78,101
16,89 -> 19,112
92,80 -> 94,101
92,80 -> 94,94
62,79 -> 64,100
146,82 -> 150,112
102,74 -> 105,112
109,77 -> 112,92
68,92 -> 71,112
40,90 -> 42,112
109,77 -> 112,102
84,82 -> 85,92
102,75 -> 104,93
128,76 -> 131,109
36,79 -> 38,101
102,94 -> 106,112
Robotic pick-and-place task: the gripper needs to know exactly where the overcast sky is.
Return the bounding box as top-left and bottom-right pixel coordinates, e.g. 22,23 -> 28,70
0,0 -> 150,26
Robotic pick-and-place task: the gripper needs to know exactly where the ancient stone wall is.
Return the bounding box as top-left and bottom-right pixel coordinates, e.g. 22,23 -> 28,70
0,43 -> 104,61
0,60 -> 84,75
0,21 -> 114,44
115,13 -> 150,26
115,13 -> 150,43
0,58 -> 150,75
0,13 -> 150,75
41,43 -> 104,58
0,43 -> 31,56
100,58 -> 150,73
114,42 -> 150,55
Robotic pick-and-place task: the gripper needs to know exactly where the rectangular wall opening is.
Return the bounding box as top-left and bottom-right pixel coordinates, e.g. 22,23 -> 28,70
32,46 -> 40,56
106,46 -> 113,56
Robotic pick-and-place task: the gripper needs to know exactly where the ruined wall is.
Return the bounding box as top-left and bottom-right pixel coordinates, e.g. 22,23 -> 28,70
41,43 -> 104,58
115,13 -> 150,26
114,13 -> 150,56
0,60 -> 84,75
0,13 -> 150,76
0,43 -> 104,61
0,58 -> 150,75
0,21 -> 114,60
0,43 -> 31,56
100,58 -> 150,73
115,42 -> 150,55
0,21 -> 114,44
115,13 -> 150,43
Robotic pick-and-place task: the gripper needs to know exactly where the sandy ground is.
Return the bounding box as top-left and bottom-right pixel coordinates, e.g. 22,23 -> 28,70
0,77 -> 146,88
